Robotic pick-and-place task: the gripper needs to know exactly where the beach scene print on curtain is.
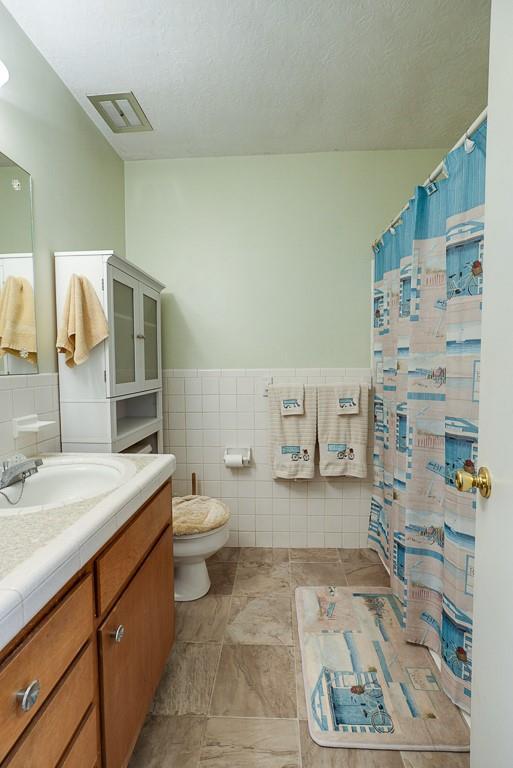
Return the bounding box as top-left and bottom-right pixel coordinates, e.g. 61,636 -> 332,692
368,122 -> 486,713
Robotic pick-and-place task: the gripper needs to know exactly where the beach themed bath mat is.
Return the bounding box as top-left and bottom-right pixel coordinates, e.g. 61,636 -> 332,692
296,586 -> 469,751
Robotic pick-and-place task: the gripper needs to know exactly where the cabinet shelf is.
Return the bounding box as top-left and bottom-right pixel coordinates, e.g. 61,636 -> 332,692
116,416 -> 161,441
114,390 -> 162,451
114,312 -> 134,323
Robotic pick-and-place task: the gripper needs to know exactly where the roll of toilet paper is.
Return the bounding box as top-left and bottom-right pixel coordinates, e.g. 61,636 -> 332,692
224,453 -> 244,468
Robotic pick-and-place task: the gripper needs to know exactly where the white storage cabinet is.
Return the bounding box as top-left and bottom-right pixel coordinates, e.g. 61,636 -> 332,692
55,251 -> 165,453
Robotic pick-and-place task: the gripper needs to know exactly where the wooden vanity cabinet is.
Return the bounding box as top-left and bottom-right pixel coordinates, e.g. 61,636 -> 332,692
99,527 -> 174,767
59,706 -> 99,768
0,576 -> 94,762
0,481 -> 174,768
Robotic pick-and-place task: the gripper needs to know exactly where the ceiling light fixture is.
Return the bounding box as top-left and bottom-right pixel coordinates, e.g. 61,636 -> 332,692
0,59 -> 9,89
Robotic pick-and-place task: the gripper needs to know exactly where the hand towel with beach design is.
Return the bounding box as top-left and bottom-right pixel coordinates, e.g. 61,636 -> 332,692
317,384 -> 368,477
269,384 -> 316,479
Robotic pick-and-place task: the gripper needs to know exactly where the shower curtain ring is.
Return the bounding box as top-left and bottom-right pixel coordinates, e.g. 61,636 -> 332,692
464,131 -> 476,154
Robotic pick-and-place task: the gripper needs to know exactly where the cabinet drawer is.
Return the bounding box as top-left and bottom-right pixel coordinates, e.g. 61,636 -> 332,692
5,642 -> 95,768
99,527 -> 174,768
0,576 -> 94,762
59,705 -> 98,768
96,482 -> 171,615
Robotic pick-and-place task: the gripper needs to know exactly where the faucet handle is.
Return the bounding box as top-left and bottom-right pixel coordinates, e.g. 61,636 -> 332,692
1,454 -> 28,472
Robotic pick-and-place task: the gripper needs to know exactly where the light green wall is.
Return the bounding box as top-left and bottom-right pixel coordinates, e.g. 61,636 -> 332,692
0,2 -> 443,372
0,165 -> 32,253
125,149 -> 443,369
0,4 -> 125,372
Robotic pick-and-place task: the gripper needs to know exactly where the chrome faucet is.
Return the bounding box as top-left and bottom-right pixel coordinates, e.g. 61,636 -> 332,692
0,453 -> 43,491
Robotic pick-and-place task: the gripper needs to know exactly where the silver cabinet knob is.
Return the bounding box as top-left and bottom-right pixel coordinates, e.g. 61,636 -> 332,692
110,624 -> 125,643
17,680 -> 41,712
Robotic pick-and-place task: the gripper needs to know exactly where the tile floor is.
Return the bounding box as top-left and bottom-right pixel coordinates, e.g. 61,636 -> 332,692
130,547 -> 470,768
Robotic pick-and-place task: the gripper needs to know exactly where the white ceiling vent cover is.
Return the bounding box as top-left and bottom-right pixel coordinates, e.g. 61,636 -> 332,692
87,92 -> 153,133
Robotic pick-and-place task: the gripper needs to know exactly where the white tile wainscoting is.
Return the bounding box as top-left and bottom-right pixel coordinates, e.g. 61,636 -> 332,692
0,373 -> 61,458
163,367 -> 373,548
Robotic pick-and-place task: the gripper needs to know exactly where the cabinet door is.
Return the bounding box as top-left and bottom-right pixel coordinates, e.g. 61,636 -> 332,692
98,528 -> 174,768
107,266 -> 141,397
138,284 -> 161,391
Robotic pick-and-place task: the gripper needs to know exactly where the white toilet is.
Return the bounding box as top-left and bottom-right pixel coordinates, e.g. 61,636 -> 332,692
172,495 -> 230,601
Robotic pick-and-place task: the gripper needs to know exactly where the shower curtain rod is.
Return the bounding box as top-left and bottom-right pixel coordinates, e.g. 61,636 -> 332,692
373,106 -> 488,248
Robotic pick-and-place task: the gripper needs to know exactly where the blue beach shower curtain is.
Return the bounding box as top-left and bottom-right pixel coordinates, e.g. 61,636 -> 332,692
368,122 -> 486,713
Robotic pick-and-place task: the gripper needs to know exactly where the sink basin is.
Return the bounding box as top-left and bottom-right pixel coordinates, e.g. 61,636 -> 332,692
0,455 -> 137,515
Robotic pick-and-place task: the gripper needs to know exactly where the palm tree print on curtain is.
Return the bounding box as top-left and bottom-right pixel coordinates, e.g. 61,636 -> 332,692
368,122 -> 486,713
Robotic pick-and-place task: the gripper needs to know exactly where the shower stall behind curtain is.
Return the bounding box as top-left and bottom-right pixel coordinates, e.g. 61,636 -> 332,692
368,122 -> 486,713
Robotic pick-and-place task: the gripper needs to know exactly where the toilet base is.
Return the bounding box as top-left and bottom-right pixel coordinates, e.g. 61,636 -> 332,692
174,559 -> 211,601
173,521 -> 229,602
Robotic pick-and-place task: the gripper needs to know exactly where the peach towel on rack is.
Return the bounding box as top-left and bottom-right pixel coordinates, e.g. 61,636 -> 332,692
56,274 -> 108,367
0,276 -> 37,364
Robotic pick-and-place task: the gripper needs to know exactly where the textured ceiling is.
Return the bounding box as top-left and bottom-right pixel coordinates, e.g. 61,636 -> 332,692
3,0 -> 490,160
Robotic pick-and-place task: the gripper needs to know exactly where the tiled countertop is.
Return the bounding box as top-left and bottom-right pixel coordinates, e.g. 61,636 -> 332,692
0,452 -> 175,651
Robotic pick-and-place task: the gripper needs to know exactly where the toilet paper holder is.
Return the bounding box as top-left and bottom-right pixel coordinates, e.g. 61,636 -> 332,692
224,447 -> 251,467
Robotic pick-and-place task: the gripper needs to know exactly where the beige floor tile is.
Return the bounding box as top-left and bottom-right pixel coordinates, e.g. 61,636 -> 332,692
400,753 -> 470,768
339,548 -> 380,566
208,562 -> 238,594
291,596 -> 300,646
239,547 -> 290,565
208,546 -> 241,563
294,648 -> 307,721
210,644 -> 296,718
175,595 -> 232,642
339,548 -> 389,586
290,562 -> 347,590
152,642 -> 221,716
233,562 -> 291,596
344,563 -> 390,587
299,721 -> 404,767
199,717 -> 300,767
290,548 -> 340,562
225,596 -> 293,645
129,715 -> 206,768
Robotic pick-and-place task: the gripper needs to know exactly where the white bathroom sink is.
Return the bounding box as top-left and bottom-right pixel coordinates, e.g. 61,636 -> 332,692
0,455 -> 137,515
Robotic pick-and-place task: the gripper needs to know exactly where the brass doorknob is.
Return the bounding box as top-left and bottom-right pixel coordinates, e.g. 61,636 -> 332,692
455,466 -> 491,498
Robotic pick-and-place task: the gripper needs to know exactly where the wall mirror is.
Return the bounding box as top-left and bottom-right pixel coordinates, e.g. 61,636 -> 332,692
0,151 -> 38,374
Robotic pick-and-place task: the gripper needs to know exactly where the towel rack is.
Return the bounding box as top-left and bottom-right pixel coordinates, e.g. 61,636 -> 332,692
264,378 -> 373,396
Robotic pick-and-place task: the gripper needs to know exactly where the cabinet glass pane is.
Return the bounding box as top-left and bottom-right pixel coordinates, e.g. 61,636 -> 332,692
143,294 -> 158,381
113,279 -> 135,384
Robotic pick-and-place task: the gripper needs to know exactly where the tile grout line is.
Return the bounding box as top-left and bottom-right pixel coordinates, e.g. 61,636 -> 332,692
204,554 -> 237,720
288,552 -> 304,768
196,552 -> 239,767
296,715 -> 303,768
205,713 -> 299,721
291,551 -> 306,768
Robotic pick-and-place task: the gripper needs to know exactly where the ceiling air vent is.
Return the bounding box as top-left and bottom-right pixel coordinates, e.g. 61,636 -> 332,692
87,91 -> 153,133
